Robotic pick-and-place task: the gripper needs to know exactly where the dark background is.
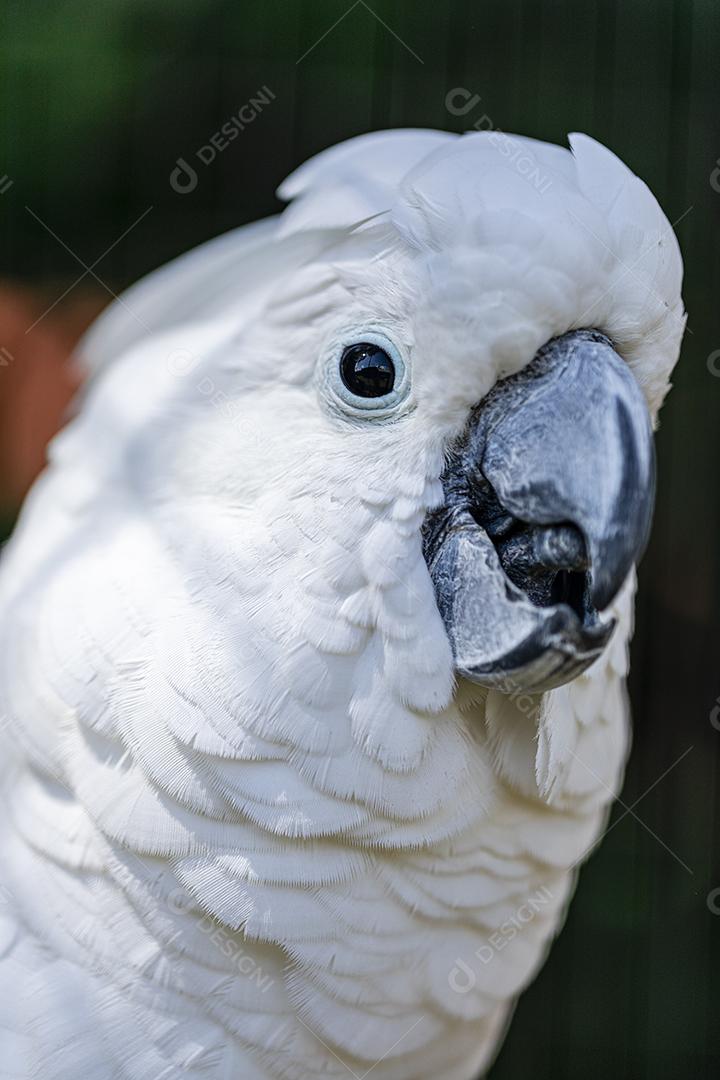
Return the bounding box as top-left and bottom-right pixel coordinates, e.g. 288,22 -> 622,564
0,1 -> 718,1076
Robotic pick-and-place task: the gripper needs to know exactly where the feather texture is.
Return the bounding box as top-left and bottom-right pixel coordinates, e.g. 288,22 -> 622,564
0,129 -> 684,1078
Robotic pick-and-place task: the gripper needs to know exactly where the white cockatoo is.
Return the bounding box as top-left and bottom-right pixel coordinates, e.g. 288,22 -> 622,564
0,129 -> 684,1079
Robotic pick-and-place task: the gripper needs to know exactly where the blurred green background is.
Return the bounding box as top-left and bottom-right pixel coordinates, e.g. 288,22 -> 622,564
0,1 -> 718,1076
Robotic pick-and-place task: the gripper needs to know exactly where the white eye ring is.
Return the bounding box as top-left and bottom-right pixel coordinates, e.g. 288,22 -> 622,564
323,330 -> 411,419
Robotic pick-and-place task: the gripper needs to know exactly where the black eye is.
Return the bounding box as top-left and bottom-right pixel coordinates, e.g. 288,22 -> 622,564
340,342 -> 396,398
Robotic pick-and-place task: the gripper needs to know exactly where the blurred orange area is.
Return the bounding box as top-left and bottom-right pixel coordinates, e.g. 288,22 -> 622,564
0,282 -> 107,514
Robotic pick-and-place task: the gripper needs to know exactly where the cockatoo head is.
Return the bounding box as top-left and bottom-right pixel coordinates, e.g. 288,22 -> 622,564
78,130 -> 683,767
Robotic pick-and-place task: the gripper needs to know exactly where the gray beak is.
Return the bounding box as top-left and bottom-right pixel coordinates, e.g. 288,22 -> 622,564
423,330 -> 655,693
